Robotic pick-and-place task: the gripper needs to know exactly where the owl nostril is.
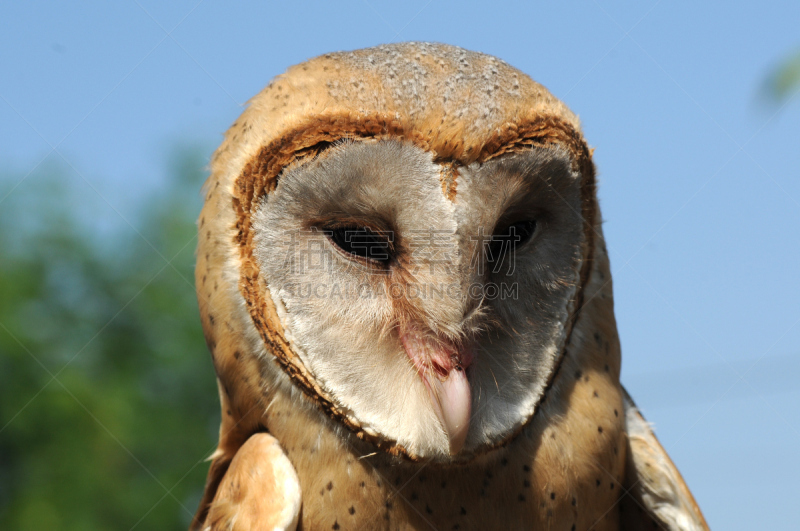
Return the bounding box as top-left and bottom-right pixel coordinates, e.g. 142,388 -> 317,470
431,359 -> 450,379
400,327 -> 475,379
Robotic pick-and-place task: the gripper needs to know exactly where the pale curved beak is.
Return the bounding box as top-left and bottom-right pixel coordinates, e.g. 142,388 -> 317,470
400,329 -> 473,455
425,366 -> 471,454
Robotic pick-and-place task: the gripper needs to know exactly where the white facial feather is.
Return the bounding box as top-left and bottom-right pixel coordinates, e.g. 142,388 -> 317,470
251,139 -> 584,459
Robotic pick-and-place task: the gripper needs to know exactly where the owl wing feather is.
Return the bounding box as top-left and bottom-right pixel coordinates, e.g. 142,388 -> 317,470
620,387 -> 709,531
201,433 -> 301,531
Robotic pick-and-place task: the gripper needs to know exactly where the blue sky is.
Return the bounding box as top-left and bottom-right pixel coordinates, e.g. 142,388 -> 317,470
2,1 -> 799,528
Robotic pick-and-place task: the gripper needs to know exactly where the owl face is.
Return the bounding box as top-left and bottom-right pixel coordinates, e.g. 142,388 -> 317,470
251,139 -> 584,459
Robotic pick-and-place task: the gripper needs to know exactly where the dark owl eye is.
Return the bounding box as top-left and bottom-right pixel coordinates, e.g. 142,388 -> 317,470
324,226 -> 394,266
488,220 -> 537,261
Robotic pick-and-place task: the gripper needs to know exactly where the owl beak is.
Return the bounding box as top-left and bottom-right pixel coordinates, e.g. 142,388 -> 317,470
426,365 -> 471,455
400,330 -> 473,455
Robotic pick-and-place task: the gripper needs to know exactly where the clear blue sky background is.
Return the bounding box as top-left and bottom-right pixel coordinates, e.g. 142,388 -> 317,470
2,1 -> 799,529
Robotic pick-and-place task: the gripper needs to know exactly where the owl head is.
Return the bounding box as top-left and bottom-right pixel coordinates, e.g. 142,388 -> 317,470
197,43 -> 598,462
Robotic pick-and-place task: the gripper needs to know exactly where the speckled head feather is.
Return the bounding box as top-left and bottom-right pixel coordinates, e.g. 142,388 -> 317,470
192,42 -> 707,531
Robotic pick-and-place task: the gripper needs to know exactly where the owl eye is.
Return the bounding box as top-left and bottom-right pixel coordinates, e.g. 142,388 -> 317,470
324,225 -> 394,266
488,220 -> 537,261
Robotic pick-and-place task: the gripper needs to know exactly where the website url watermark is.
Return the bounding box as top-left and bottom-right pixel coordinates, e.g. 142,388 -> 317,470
283,281 -> 519,301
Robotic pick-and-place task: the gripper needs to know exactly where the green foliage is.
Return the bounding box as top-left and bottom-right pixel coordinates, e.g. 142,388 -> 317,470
0,150 -> 219,530
763,50 -> 800,103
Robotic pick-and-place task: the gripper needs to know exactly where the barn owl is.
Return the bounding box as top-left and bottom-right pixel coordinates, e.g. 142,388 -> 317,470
191,43 -> 708,530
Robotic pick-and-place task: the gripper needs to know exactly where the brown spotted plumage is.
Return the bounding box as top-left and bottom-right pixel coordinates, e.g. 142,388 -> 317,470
191,43 -> 708,531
